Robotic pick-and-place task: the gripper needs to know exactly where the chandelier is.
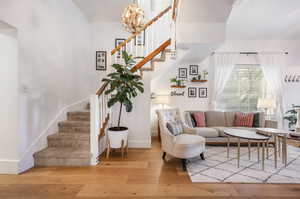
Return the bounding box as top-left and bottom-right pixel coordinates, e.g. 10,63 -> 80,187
121,0 -> 145,34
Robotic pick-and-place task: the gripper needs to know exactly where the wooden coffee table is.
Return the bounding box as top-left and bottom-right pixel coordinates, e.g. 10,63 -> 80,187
224,129 -> 271,170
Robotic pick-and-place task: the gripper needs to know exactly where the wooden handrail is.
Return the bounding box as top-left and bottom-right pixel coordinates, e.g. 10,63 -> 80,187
130,39 -> 171,72
111,5 -> 172,55
172,0 -> 179,21
96,39 -> 171,96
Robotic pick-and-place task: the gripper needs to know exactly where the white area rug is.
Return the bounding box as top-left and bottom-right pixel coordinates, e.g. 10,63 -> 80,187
187,145 -> 300,183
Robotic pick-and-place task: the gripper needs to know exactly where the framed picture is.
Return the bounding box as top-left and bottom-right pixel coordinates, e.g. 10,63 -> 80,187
135,31 -> 145,46
179,68 -> 187,78
199,88 -> 208,98
188,87 -> 197,98
96,51 -> 107,71
189,65 -> 198,75
115,38 -> 126,63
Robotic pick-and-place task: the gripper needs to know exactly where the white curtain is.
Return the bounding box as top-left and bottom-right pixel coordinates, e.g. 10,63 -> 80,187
209,53 -> 240,110
258,54 -> 285,128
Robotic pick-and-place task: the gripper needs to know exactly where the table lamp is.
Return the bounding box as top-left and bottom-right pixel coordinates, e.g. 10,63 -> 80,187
154,95 -> 170,109
257,98 -> 276,119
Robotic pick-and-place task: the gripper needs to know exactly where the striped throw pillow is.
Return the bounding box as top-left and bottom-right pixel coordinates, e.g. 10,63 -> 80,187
166,121 -> 183,136
234,112 -> 254,127
192,112 -> 206,127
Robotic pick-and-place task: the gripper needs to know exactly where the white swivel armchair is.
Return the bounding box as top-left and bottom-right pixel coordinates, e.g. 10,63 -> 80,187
156,109 -> 206,171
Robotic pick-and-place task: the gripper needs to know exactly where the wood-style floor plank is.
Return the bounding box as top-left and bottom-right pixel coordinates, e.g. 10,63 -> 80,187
0,138 -> 300,198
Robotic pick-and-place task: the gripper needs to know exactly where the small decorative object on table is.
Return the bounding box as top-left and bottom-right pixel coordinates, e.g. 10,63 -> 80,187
102,51 -> 144,159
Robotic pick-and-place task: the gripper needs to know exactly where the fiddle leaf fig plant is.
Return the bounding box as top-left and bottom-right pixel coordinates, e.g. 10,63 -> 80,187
102,51 -> 144,128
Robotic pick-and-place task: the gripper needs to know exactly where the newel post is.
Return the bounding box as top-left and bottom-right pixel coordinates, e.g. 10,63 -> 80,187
90,94 -> 100,165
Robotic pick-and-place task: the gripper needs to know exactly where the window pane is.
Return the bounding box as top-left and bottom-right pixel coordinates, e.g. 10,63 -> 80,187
216,65 -> 265,112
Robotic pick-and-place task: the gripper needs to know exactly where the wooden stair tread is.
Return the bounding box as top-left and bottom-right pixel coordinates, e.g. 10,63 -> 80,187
34,148 -> 91,159
48,133 -> 90,140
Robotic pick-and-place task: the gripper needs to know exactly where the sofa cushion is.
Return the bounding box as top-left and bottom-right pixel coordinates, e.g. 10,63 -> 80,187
205,111 -> 226,127
212,127 -> 228,137
234,112 -> 254,127
190,114 -> 197,127
224,112 -> 235,127
190,127 -> 219,138
184,111 -> 205,128
192,112 -> 206,127
166,121 -> 183,136
253,113 -> 260,127
258,112 -> 265,127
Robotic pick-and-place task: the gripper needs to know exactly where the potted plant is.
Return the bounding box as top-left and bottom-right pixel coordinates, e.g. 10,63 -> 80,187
102,51 -> 144,149
170,77 -> 185,87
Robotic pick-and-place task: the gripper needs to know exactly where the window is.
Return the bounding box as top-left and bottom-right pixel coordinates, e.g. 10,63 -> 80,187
216,65 -> 267,112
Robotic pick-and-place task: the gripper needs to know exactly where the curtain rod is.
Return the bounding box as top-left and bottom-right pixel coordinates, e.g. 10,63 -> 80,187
212,51 -> 288,55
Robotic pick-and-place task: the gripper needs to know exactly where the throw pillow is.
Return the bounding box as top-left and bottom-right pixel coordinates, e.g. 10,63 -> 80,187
252,113 -> 260,127
166,121 -> 183,136
190,113 -> 197,127
192,112 -> 206,127
234,112 -> 254,127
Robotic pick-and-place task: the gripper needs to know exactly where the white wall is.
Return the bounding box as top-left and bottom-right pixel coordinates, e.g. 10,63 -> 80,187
0,27 -> 19,173
151,56 -> 210,134
92,22 -> 151,148
0,0 -> 98,173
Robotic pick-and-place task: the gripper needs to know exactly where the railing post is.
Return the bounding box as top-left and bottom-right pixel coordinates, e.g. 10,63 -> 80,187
90,94 -> 100,165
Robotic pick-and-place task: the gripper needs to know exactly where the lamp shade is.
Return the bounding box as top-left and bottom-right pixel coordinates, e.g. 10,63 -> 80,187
154,95 -> 170,105
257,98 -> 276,109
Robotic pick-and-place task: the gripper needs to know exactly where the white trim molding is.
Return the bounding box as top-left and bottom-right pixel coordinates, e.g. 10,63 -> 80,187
0,159 -> 19,174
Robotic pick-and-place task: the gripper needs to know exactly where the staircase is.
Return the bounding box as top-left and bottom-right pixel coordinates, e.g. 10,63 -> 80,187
34,104 -> 92,166
34,0 -> 179,167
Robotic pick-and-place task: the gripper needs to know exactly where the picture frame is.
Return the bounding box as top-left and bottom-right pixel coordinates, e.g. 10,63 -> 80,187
135,31 -> 145,46
199,88 -> 208,98
189,65 -> 198,75
188,87 -> 197,98
96,51 -> 107,71
115,38 -> 126,63
179,68 -> 187,78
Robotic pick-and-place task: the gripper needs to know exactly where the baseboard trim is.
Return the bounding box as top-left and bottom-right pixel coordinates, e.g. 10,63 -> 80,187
0,159 -> 19,174
128,140 -> 151,148
18,96 -> 90,173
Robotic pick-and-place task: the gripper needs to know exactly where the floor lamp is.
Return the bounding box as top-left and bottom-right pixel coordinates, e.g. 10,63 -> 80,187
154,95 -> 170,142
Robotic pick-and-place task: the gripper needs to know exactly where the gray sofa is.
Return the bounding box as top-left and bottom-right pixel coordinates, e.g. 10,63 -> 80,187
184,111 -> 277,144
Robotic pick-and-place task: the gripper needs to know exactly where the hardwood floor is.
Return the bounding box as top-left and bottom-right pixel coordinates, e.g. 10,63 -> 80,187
1,138 -> 300,199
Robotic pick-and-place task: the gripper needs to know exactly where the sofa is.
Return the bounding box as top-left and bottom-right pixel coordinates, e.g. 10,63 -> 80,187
184,111 -> 277,144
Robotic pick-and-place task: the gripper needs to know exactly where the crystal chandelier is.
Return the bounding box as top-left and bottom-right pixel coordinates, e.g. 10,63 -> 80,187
121,0 -> 145,34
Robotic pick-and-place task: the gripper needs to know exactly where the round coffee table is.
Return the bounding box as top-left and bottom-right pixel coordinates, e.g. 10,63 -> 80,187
224,129 -> 271,170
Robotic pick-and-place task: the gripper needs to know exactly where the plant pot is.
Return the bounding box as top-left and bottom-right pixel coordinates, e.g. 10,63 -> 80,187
107,127 -> 129,149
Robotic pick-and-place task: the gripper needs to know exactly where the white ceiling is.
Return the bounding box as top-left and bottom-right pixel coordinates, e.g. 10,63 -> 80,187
227,0 -> 300,40
73,0 -> 131,22
178,0 -> 235,22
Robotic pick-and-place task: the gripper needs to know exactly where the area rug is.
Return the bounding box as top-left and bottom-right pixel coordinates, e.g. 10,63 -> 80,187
187,145 -> 300,183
